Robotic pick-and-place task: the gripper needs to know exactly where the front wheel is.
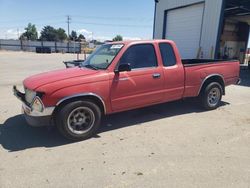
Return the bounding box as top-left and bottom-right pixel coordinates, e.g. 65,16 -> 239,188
200,82 -> 223,110
55,100 -> 102,141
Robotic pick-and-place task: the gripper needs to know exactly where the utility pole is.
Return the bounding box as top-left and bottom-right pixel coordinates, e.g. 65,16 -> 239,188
66,15 -> 71,38
17,28 -> 20,39
66,15 -> 71,53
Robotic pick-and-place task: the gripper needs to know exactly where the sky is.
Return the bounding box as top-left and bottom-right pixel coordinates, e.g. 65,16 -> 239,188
0,0 -> 155,41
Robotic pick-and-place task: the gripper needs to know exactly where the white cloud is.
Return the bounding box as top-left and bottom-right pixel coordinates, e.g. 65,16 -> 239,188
6,29 -> 21,39
90,35 -> 144,42
77,29 -> 92,35
77,28 -> 93,40
1,27 -> 149,42
94,36 -> 112,42
76,28 -> 145,42
123,36 -> 142,40
96,36 -> 143,42
0,29 -> 26,39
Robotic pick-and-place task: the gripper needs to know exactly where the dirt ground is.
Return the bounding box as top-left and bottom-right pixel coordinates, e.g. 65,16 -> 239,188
0,51 -> 250,188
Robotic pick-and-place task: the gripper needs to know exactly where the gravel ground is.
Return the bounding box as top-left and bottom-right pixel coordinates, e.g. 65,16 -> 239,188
0,51 -> 250,188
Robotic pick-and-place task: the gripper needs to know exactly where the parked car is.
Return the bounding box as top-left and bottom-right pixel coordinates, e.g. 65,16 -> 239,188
13,40 -> 240,140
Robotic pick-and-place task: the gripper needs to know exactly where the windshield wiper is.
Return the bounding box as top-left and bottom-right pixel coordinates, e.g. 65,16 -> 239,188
84,64 -> 99,70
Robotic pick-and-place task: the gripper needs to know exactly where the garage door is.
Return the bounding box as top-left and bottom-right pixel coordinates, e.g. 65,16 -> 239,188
165,3 -> 204,59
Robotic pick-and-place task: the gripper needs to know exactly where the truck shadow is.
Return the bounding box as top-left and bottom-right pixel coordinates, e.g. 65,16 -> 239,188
0,115 -> 70,152
0,99 -> 229,152
99,99 -> 229,133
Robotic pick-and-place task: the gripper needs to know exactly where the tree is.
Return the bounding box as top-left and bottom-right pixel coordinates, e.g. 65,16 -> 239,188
112,35 -> 123,41
56,28 -> 67,41
70,30 -> 78,41
40,26 -> 67,41
19,23 -> 38,41
77,34 -> 86,41
40,26 -> 58,41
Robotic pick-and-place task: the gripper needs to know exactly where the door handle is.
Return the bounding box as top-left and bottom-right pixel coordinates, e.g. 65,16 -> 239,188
115,77 -> 129,82
152,73 -> 161,79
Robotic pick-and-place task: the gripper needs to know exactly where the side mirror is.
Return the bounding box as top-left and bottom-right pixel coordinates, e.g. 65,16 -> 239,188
115,63 -> 131,73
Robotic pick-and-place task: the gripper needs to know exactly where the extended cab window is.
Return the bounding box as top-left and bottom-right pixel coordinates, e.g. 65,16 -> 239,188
119,44 -> 157,69
159,43 -> 176,67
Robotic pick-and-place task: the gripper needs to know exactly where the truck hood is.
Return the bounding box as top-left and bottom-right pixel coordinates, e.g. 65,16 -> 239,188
23,67 -> 98,90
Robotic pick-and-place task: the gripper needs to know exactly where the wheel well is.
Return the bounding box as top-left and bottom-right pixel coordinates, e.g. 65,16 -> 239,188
199,76 -> 225,96
53,95 -> 105,117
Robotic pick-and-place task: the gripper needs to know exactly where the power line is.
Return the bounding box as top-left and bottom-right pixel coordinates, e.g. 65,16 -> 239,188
73,21 -> 152,28
0,15 -> 152,36
72,15 -> 153,22
0,22 -> 66,29
0,15 -> 153,24
0,15 -> 64,23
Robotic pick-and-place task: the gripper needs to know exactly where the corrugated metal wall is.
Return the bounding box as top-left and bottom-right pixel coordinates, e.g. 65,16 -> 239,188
153,0 -> 223,58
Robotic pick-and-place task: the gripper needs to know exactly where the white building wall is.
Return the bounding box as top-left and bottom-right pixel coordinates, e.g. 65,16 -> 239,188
153,0 -> 223,58
200,0 -> 223,58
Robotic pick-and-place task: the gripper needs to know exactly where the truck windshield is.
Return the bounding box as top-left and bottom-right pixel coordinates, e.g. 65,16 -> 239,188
81,44 -> 124,70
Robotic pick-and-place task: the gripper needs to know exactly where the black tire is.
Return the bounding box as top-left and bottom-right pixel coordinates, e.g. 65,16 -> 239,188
56,100 -> 102,141
200,82 -> 223,110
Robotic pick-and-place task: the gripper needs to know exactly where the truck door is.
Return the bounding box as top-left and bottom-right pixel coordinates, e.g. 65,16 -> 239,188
110,43 -> 164,111
158,42 -> 185,101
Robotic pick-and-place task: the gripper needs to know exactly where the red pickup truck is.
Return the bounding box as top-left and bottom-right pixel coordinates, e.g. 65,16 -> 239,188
13,40 -> 240,140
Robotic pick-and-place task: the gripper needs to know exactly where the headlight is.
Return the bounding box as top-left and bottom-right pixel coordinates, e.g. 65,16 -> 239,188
31,97 -> 44,112
25,88 -> 36,104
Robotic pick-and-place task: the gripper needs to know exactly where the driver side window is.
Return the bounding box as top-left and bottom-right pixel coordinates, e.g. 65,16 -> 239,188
119,44 -> 158,69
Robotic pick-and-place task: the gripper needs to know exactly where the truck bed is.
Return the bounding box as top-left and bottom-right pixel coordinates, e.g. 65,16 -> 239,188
182,59 -> 238,66
182,59 -> 240,98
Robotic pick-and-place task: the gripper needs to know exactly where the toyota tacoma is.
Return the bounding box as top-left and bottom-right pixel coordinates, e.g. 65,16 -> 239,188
13,40 -> 240,140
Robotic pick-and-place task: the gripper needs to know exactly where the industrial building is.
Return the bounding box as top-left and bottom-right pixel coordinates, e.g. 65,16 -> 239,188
153,0 -> 250,63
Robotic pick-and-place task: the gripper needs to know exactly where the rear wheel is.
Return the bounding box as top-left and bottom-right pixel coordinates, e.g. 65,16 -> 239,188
200,82 -> 222,110
56,100 -> 101,141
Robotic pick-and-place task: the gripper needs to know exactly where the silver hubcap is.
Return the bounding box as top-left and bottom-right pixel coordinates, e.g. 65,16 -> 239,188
67,107 -> 95,135
207,87 -> 220,106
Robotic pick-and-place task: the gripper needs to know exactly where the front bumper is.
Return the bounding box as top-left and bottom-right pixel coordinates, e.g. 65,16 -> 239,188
22,103 -> 54,127
13,86 -> 55,127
